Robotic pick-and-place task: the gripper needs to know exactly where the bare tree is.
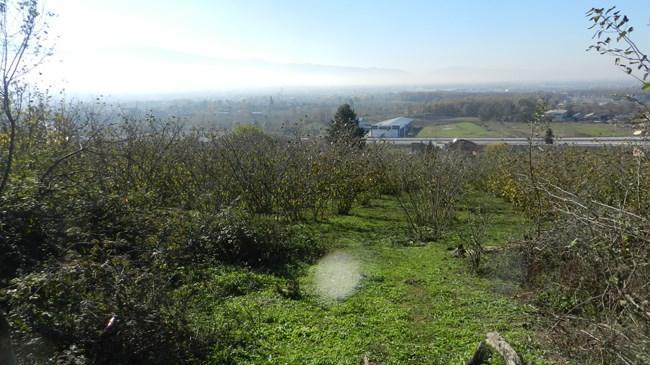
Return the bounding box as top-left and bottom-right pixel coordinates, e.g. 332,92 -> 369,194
0,0 -> 52,195
0,1 -> 52,361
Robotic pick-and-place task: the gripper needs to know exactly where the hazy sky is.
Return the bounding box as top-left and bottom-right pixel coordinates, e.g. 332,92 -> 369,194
41,0 -> 650,93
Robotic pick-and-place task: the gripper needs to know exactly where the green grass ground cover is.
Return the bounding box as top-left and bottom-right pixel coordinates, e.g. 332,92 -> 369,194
183,192 -> 550,364
416,120 -> 632,138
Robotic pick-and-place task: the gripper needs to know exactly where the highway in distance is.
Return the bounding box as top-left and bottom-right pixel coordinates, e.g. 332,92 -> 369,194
365,136 -> 650,147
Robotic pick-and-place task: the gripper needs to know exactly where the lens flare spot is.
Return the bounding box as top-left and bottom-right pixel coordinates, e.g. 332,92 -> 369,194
314,251 -> 361,301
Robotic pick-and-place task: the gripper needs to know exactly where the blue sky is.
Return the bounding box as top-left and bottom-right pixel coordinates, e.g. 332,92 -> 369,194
44,0 -> 650,93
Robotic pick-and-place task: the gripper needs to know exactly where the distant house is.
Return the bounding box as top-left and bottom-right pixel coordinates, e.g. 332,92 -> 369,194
544,109 -> 569,122
368,117 -> 413,138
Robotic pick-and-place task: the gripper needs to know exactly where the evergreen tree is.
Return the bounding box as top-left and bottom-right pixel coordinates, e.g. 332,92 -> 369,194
326,104 -> 364,146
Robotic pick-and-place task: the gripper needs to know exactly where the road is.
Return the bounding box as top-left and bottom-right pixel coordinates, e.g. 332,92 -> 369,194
365,136 -> 650,147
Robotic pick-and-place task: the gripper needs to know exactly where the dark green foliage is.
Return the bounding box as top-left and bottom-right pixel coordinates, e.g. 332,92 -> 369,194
0,187 -> 51,281
180,209 -> 326,269
1,199 -> 325,364
326,104 -> 365,146
5,257 -> 213,365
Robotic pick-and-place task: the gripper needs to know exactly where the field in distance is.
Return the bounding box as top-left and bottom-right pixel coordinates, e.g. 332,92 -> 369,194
415,118 -> 633,138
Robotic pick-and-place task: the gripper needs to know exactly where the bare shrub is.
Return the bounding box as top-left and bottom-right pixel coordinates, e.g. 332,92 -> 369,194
521,192 -> 650,364
461,208 -> 490,273
483,145 -> 650,363
396,149 -> 466,241
218,125 -> 280,215
324,143 -> 375,215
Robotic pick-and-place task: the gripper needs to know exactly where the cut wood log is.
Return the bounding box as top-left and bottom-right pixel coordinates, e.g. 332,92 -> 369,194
466,332 -> 526,365
486,332 -> 524,365
0,311 -> 17,365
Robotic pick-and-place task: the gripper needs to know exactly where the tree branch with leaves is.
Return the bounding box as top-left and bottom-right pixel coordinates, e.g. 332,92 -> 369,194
587,6 -> 649,86
587,6 -> 650,136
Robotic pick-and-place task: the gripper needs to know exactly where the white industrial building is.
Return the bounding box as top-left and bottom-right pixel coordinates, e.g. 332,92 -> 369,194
368,117 -> 413,138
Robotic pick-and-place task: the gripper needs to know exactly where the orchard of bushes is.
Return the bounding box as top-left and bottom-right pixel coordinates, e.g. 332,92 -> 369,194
2,96 -> 649,364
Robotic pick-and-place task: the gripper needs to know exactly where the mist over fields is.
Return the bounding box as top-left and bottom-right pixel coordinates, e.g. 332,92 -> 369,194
42,0 -> 650,95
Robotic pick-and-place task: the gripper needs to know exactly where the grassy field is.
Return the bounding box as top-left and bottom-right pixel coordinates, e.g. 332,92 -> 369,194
183,192 -> 551,364
416,119 -> 632,138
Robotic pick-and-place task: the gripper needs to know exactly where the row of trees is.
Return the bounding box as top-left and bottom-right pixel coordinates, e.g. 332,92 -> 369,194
422,96 -> 540,122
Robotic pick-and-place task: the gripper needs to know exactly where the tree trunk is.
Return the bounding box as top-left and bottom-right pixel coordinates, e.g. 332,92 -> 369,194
485,332 -> 524,365
0,311 -> 17,365
0,98 -> 16,195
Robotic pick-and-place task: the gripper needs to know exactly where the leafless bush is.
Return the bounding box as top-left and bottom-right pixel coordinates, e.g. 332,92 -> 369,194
519,166 -> 650,363
396,149 -> 466,241
217,125 -> 280,214
461,208 -> 490,273
479,140 -> 650,362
